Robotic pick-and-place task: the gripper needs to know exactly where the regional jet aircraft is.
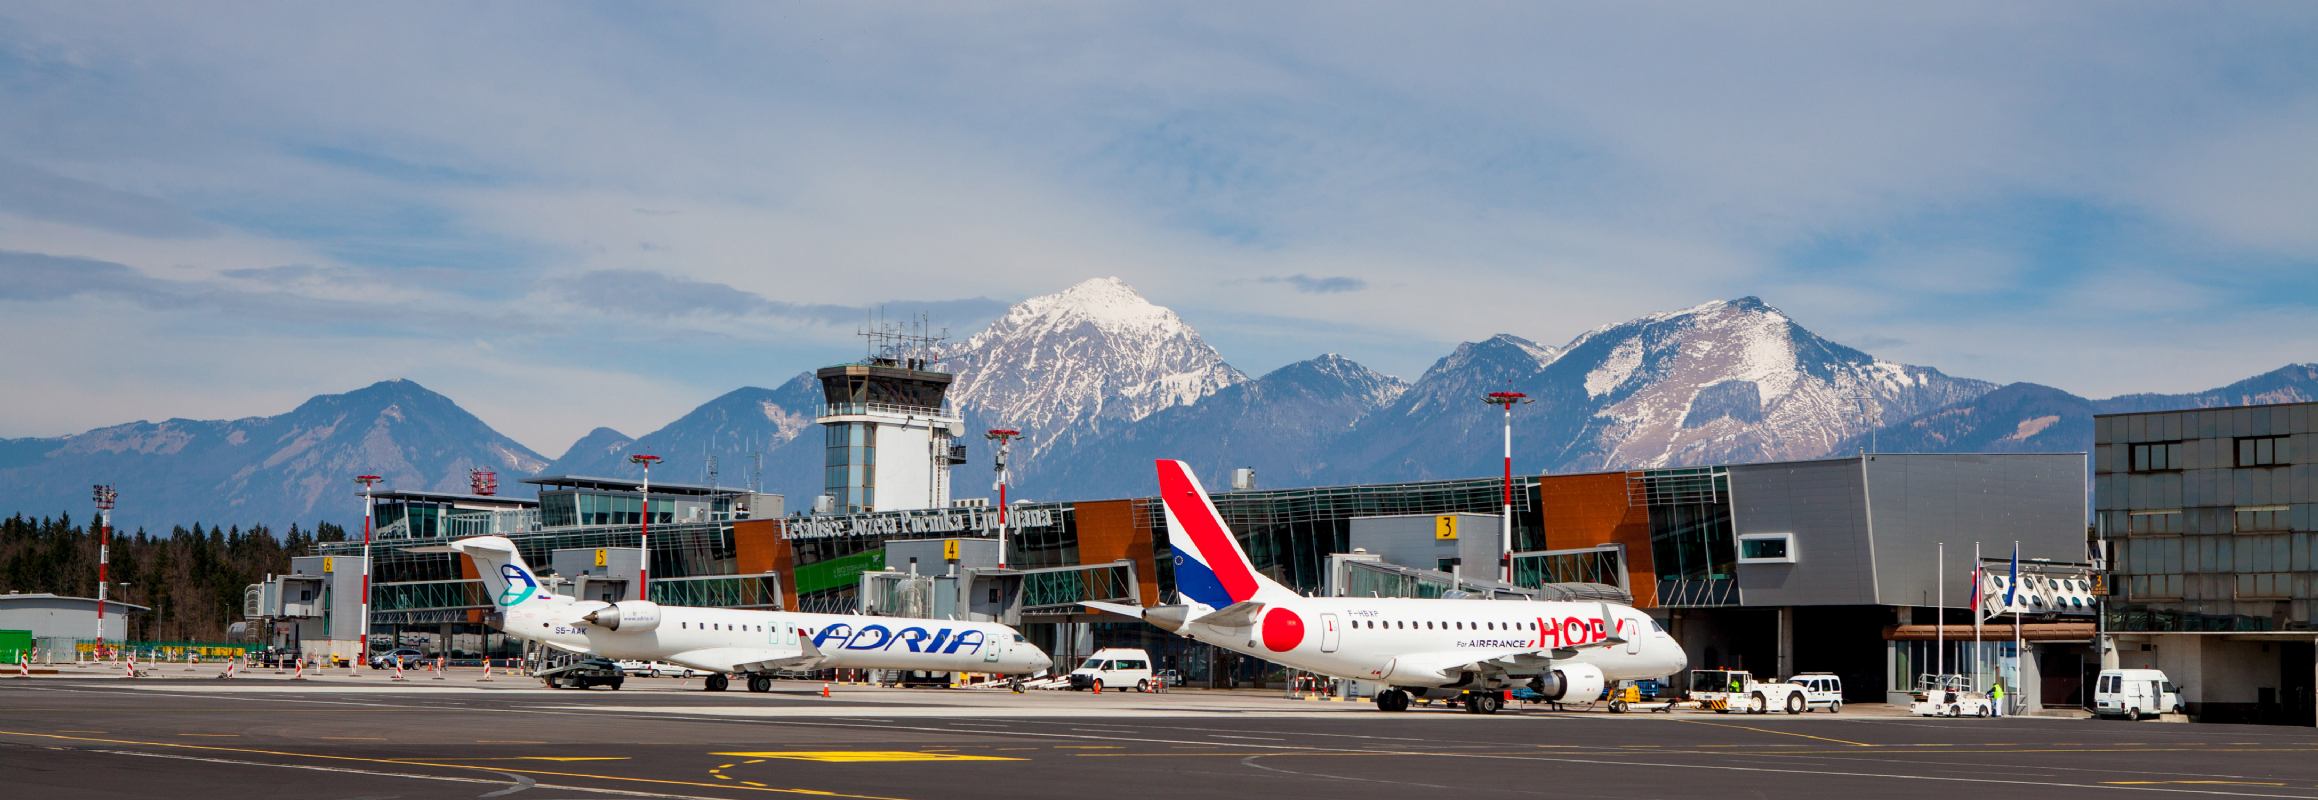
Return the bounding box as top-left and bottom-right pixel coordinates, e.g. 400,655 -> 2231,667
452,536 -> 1050,692
1084,460 -> 1688,713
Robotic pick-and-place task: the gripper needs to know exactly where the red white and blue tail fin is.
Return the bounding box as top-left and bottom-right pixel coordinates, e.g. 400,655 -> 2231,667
1156,459 -> 1297,614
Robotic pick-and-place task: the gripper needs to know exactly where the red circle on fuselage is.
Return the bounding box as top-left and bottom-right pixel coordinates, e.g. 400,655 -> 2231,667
1262,608 -> 1305,652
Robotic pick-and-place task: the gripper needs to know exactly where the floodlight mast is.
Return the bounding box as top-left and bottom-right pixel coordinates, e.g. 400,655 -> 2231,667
985,428 -> 1022,569
1483,391 -> 1533,584
354,474 -> 382,664
629,454 -> 663,601
91,484 -> 116,660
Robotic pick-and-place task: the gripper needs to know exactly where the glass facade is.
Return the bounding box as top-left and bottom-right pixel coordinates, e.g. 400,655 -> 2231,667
2099,403 -> 2316,632
1142,478 -> 1544,597
824,423 -> 876,512
1640,467 -> 1739,607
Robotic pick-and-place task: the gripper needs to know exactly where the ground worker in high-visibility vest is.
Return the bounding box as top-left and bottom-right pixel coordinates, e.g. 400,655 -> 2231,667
1990,680 -> 2006,717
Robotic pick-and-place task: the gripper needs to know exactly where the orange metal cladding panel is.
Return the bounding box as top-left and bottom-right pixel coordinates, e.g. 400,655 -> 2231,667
459,553 -> 482,623
1072,499 -> 1159,607
732,519 -> 796,609
1536,472 -> 1658,608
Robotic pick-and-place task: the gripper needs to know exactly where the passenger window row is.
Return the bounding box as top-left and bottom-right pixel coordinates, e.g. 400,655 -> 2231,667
1351,620 -> 1546,631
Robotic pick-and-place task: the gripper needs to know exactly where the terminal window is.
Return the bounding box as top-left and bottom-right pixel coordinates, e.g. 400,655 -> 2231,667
2130,442 -> 2183,472
2236,435 -> 2288,468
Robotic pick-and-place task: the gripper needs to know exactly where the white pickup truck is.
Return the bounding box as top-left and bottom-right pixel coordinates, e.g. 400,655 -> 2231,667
1687,669 -> 1811,714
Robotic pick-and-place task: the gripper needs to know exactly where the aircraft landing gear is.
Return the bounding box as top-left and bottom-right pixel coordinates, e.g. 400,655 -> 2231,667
1374,688 -> 1412,712
747,675 -> 773,693
704,673 -> 730,692
1462,690 -> 1503,715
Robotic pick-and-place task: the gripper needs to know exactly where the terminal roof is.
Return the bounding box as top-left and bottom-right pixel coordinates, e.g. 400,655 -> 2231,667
522,475 -> 737,497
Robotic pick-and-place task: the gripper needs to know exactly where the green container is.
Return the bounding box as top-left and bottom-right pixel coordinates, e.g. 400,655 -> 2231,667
0,629 -> 31,665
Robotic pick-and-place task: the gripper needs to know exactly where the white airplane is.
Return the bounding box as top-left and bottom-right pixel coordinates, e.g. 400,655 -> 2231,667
451,536 -> 1051,692
1085,460 -> 1689,714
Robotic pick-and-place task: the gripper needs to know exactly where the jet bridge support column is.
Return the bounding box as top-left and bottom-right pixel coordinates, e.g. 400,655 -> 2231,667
1776,606 -> 1794,679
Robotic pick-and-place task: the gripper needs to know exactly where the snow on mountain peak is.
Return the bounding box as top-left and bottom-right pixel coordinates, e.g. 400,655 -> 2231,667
946,277 -> 1244,457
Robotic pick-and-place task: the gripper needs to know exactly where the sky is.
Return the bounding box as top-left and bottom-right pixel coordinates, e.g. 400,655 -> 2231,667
2,2 -> 2314,455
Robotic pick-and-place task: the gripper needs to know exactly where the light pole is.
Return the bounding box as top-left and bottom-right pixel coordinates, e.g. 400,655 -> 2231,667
92,484 -> 115,660
1482,391 -> 1532,584
985,428 -> 1021,569
355,474 -> 381,665
629,454 -> 662,602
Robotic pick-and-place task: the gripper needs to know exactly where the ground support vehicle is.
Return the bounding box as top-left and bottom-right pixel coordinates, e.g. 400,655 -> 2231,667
1789,672 -> 1845,713
1067,648 -> 1158,693
1687,669 -> 1810,714
2093,669 -> 2181,720
1606,681 -> 1678,713
1908,673 -> 1992,718
537,657 -> 625,690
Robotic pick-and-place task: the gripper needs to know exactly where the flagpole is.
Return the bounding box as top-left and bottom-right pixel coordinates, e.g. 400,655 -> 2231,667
1965,542 -> 1984,691
1935,542 -> 1945,681
2012,539 -> 2023,716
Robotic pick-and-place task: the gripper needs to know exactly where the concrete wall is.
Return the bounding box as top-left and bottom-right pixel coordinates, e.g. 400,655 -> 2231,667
1865,453 -> 2088,608
1728,459 -> 1875,606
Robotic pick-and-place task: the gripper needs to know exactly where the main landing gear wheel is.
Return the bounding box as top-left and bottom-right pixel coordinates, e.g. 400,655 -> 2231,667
748,675 -> 772,693
1374,689 -> 1412,712
1785,693 -> 1805,714
704,673 -> 730,692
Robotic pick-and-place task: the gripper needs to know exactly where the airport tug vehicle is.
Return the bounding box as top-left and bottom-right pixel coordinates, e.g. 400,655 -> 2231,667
1686,668 -> 1810,714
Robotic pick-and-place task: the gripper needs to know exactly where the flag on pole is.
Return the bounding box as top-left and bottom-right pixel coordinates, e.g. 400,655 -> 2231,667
1969,564 -> 1983,617
2007,541 -> 2021,609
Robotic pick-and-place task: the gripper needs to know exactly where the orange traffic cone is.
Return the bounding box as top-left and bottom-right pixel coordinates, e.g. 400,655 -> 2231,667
821,682 -> 831,698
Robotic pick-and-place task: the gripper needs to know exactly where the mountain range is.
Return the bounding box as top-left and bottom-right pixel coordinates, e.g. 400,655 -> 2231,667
5,278 -> 2312,531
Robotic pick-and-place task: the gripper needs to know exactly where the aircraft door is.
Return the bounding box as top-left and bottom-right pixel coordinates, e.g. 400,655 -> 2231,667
1624,616 -> 1640,655
984,633 -> 1004,664
1321,614 -> 1340,653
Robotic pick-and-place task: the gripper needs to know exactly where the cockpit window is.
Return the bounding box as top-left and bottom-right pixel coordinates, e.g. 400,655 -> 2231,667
1013,635 -> 1026,642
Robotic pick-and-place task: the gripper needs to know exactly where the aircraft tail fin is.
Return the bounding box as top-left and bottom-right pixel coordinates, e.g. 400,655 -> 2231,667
449,536 -> 564,609
1155,459 -> 1298,609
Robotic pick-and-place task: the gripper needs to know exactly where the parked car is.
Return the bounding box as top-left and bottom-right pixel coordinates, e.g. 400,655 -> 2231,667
1788,673 -> 1844,713
1067,648 -> 1156,692
615,660 -> 701,678
1155,669 -> 1186,687
369,648 -> 427,669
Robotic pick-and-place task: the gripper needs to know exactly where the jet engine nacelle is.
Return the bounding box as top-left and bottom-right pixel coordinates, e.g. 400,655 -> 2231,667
583,601 -> 663,632
1539,663 -> 1606,702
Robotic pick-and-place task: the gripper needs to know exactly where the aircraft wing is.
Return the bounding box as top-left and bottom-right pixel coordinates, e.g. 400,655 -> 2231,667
1380,648 -> 1555,684
659,641 -> 826,675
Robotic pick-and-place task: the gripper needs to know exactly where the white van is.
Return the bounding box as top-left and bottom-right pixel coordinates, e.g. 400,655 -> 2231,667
1789,672 -> 1844,713
2094,669 -> 2180,719
1067,648 -> 1156,693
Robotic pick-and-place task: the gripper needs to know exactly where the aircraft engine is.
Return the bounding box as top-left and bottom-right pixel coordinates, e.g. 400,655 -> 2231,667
583,601 -> 663,632
1539,663 -> 1606,702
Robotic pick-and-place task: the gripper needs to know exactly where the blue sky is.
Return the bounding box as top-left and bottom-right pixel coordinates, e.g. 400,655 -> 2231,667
1,3 -> 2314,453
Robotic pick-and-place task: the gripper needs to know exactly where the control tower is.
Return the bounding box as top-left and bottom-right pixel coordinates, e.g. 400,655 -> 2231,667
814,326 -> 969,513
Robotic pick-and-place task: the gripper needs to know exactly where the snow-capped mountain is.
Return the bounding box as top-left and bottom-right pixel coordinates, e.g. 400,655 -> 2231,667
1028,354 -> 1408,499
0,379 -> 548,532
943,277 -> 1246,460
1340,297 -> 1993,481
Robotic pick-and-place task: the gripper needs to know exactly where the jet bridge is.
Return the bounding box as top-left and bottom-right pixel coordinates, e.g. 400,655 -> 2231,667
1326,550 -> 1630,604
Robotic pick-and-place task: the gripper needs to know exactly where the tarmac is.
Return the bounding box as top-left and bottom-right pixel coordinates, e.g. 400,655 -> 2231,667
5,664 -> 2316,799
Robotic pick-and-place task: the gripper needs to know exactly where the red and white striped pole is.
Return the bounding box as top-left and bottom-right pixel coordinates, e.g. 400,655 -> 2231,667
354,475 -> 381,676
92,484 -> 116,661
1483,392 -> 1529,584
628,454 -> 661,602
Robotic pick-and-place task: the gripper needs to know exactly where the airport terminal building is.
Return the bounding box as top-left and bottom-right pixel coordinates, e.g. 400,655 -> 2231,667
267,355 -> 2094,708
2096,400 -> 2316,724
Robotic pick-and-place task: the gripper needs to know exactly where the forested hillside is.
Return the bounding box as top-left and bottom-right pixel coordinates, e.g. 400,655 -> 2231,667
0,514 -> 345,641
